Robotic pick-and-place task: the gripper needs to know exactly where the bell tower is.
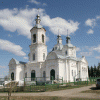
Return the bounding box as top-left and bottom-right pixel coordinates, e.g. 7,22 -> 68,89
29,14 -> 47,62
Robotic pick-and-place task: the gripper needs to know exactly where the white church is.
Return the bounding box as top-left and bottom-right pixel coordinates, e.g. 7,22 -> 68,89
8,14 -> 88,83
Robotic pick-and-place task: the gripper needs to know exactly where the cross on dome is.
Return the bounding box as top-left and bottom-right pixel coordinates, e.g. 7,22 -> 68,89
35,8 -> 41,24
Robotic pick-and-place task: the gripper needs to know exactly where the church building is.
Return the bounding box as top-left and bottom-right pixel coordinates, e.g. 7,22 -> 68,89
8,15 -> 88,83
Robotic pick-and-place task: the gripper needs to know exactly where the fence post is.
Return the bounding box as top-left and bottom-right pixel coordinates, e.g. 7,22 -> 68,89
23,78 -> 25,91
52,76 -> 53,84
45,82 -> 46,91
36,77 -> 37,85
30,85 -> 31,92
62,77 -> 63,84
74,77 -> 75,85
87,77 -> 88,85
93,77 -> 94,82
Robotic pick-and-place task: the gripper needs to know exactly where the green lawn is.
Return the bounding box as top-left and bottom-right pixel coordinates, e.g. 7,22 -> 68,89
0,82 -> 95,93
0,84 -> 93,93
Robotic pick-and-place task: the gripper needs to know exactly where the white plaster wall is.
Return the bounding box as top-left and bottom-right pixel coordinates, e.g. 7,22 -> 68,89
26,63 -> 41,81
31,28 -> 46,44
68,48 -> 76,57
16,64 -> 24,81
46,59 -> 58,81
58,60 -> 65,81
81,62 -> 88,81
62,45 -> 68,56
29,44 -> 47,62
69,60 -> 77,82
9,59 -> 16,80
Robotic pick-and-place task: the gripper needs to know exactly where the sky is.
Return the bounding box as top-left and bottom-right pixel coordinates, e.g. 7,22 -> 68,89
0,0 -> 100,78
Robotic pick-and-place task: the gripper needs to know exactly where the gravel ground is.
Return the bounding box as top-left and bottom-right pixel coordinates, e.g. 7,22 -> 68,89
0,84 -> 100,99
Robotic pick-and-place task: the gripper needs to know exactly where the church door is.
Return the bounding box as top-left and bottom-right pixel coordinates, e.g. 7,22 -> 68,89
31,70 -> 35,81
11,72 -> 14,80
50,69 -> 55,80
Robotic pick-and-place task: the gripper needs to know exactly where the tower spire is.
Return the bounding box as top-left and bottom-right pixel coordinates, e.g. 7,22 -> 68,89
35,8 -> 41,24
66,29 -> 71,44
57,29 -> 62,44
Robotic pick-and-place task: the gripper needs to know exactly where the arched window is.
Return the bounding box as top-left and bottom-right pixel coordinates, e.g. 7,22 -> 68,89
65,51 -> 67,55
11,72 -> 14,80
31,70 -> 35,81
42,34 -> 44,43
33,34 -> 36,43
50,69 -> 55,80
43,53 -> 45,60
33,53 -> 35,60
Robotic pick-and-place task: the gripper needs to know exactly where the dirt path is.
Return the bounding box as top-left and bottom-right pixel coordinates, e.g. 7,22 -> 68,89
0,84 -> 100,99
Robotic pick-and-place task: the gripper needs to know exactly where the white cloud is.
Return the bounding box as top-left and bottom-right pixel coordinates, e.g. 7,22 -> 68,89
23,57 -> 28,59
76,47 -> 81,51
0,8 -> 44,39
87,29 -> 94,34
80,52 -> 92,56
28,0 -> 40,5
96,16 -> 100,19
41,16 -> 79,35
85,18 -> 96,28
0,8 -> 79,39
92,45 -> 100,52
0,39 -> 26,56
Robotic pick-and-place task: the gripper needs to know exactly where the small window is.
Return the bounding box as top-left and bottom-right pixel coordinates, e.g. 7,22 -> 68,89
55,47 -> 57,50
65,51 -> 67,55
33,34 -> 36,43
42,34 -> 44,43
33,53 -> 35,60
72,70 -> 73,76
43,53 -> 45,60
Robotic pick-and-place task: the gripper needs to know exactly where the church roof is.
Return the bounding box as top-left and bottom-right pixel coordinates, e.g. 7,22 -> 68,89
65,43 -> 75,48
33,24 -> 43,28
47,51 -> 81,62
57,54 -> 81,61
13,58 -> 27,64
53,43 -> 63,51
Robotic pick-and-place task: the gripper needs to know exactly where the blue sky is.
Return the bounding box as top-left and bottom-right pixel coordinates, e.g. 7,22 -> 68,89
0,0 -> 100,78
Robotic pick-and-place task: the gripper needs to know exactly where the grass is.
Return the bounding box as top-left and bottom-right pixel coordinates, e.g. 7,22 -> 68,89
0,81 -> 95,93
0,96 -> 100,100
0,84 -> 92,93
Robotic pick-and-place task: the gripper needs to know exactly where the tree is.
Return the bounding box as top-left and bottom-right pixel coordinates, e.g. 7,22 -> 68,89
93,65 -> 97,77
90,66 -> 93,77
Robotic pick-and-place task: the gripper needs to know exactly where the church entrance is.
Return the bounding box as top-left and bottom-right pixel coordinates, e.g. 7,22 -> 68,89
50,69 -> 55,80
11,72 -> 14,80
31,70 -> 35,81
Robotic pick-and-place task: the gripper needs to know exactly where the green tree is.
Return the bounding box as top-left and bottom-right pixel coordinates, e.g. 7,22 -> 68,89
93,65 -> 97,77
90,66 -> 93,77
